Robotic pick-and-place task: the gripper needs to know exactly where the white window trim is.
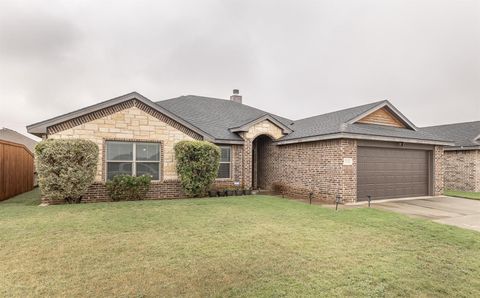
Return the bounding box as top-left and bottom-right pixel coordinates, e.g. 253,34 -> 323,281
105,141 -> 161,181
217,145 -> 232,180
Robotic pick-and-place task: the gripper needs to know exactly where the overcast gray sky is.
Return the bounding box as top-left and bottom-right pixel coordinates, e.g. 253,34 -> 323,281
0,0 -> 479,138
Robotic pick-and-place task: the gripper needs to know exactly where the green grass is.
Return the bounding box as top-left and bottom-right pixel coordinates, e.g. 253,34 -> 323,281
1,187 -> 42,206
445,190 -> 480,200
1,191 -> 479,297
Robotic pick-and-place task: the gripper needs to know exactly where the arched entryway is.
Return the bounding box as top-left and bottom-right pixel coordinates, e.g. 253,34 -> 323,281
252,134 -> 274,190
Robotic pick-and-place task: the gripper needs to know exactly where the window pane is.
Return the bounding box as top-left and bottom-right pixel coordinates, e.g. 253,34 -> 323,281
220,147 -> 231,162
136,162 -> 160,180
107,162 -> 132,180
217,163 -> 230,179
107,142 -> 133,161
136,143 -> 160,161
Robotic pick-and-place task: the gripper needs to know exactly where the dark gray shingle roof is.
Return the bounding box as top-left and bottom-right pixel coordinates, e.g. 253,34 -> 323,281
157,97 -> 451,145
279,100 -> 449,143
421,121 -> 480,149
282,101 -> 384,140
26,91 -> 454,146
156,95 -> 293,141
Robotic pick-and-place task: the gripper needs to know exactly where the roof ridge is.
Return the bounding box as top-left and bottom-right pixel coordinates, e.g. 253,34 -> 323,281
156,94 -> 293,122
294,99 -> 387,122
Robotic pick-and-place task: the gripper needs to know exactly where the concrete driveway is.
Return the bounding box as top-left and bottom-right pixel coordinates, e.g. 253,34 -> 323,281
373,196 -> 480,232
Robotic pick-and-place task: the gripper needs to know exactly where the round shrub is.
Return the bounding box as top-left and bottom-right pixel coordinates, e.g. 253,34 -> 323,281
106,175 -> 151,201
174,141 -> 220,197
35,139 -> 99,203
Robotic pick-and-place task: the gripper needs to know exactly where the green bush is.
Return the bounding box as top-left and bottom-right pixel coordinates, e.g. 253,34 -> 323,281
174,141 -> 220,197
106,175 -> 151,201
35,139 -> 99,203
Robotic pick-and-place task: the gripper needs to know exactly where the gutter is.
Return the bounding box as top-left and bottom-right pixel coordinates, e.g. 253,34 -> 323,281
274,132 -> 454,146
444,146 -> 480,151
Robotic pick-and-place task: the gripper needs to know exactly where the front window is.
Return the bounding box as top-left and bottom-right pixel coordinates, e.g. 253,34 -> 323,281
106,141 -> 160,180
217,146 -> 231,179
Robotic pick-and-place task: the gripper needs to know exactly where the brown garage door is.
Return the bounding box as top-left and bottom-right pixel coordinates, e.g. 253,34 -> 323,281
357,147 -> 430,201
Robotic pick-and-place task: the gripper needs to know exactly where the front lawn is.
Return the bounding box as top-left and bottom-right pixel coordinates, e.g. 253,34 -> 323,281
1,191 -> 479,297
445,190 -> 480,200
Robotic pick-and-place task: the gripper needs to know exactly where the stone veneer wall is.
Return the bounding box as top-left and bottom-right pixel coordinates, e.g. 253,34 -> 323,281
258,138 -> 358,203
44,105 -> 243,204
239,119 -> 285,189
433,146 -> 445,195
443,150 -> 479,192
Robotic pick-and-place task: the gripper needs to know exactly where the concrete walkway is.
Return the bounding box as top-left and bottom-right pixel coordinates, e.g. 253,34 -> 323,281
372,196 -> 480,232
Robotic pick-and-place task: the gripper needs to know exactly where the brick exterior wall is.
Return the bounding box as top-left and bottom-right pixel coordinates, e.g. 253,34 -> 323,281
239,119 -> 285,189
257,138 -> 358,203
444,150 -> 479,192
257,140 -> 444,204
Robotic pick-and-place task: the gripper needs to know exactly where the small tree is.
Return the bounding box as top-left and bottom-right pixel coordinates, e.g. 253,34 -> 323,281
174,140 -> 220,197
35,139 -> 99,203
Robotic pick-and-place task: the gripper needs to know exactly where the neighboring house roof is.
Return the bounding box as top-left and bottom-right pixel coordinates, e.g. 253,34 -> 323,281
421,121 -> 480,150
156,95 -> 293,142
0,128 -> 38,153
26,91 -> 454,146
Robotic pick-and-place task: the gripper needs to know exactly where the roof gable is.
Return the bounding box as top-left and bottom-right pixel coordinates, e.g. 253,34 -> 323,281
347,101 -> 417,130
229,114 -> 293,135
27,92 -> 214,140
356,107 -> 406,128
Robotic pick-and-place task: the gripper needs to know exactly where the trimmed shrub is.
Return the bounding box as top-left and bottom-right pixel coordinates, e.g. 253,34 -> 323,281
174,141 -> 220,197
35,139 -> 99,203
106,175 -> 151,201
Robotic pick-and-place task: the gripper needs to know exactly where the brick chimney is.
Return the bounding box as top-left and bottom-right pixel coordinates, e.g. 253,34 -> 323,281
230,89 -> 242,104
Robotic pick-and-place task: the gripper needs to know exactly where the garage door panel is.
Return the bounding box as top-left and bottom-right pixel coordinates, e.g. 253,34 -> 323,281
357,147 -> 430,201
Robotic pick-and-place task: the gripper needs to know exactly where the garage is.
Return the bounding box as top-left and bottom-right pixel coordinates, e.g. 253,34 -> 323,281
357,146 -> 431,201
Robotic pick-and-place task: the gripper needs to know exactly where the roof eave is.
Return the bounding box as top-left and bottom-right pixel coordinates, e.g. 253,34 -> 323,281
444,145 -> 480,151
275,132 -> 454,146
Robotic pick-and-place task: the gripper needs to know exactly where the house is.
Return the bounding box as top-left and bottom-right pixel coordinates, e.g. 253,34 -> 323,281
422,122 -> 480,192
27,91 -> 452,204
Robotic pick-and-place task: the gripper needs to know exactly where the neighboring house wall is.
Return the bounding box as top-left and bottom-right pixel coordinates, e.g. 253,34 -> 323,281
444,150 -> 479,192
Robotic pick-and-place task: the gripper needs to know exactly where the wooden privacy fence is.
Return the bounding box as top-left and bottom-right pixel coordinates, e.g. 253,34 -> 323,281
0,140 -> 34,201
